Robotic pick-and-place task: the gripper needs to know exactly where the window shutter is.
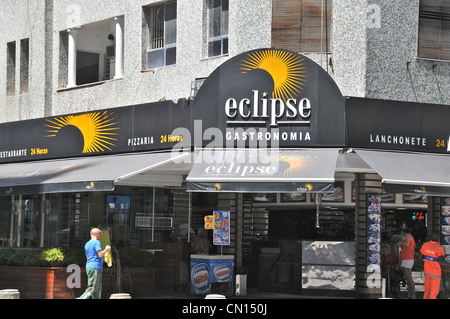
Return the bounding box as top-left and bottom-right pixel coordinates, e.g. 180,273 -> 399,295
419,0 -> 442,59
418,0 -> 450,60
272,0 -> 302,52
272,0 -> 332,53
300,0 -> 331,52
441,2 -> 450,59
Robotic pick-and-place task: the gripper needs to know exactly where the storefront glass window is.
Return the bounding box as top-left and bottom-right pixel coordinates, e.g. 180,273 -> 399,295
5,195 -> 46,248
0,186 -> 184,249
0,197 -> 11,247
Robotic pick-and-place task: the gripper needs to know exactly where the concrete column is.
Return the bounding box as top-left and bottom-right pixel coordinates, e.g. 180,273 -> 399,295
114,17 -> 124,79
67,29 -> 78,87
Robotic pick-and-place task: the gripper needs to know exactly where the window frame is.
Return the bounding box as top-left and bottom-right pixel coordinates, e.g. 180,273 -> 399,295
144,1 -> 177,70
206,0 -> 229,58
58,17 -> 124,89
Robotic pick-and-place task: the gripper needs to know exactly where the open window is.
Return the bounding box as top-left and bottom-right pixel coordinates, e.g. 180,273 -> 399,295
59,17 -> 124,88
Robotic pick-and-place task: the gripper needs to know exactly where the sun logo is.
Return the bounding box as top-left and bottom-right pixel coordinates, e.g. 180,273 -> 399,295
272,150 -> 314,177
45,111 -> 119,153
239,49 -> 307,102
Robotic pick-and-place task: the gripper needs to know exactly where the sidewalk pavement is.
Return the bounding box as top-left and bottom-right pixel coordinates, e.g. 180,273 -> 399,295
141,288 -> 354,299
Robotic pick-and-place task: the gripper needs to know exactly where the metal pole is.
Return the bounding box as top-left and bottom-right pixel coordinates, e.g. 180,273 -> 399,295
151,187 -> 155,242
188,191 -> 191,243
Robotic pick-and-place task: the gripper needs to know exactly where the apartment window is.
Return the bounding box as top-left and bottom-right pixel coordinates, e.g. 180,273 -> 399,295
418,0 -> 450,60
206,0 -> 228,57
6,41 -> 16,96
272,0 -> 332,53
143,2 -> 177,70
59,17 -> 124,88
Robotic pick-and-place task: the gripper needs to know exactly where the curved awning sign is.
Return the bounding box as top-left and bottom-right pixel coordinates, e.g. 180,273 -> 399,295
194,48 -> 346,148
187,148 -> 339,193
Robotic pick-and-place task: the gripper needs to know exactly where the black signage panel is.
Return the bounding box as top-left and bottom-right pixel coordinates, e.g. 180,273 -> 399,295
194,48 -> 346,148
0,100 -> 192,164
422,103 -> 450,153
346,97 -> 450,154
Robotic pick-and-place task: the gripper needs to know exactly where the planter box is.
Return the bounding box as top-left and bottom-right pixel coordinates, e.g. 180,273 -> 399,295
127,267 -> 156,297
0,266 -> 79,299
0,266 -> 155,299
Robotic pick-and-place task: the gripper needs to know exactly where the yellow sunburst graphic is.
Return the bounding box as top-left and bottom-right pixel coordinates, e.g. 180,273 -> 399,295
272,150 -> 311,177
45,111 -> 119,153
239,49 -> 307,102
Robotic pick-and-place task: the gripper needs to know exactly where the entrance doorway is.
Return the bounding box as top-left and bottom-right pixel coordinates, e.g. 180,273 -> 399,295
245,209 -> 355,294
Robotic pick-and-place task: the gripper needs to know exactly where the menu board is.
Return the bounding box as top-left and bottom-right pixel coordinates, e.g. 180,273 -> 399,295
367,195 -> 381,270
213,211 -> 230,245
442,199 -> 450,261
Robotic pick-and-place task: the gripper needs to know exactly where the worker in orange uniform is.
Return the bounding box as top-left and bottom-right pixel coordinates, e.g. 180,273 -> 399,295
420,230 -> 450,299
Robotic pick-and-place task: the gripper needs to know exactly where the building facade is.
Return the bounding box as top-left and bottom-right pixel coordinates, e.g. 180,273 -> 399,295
1,0 -> 450,298
3,1 -> 450,121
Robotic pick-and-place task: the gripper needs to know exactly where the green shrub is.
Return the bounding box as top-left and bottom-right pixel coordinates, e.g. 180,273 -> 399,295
117,247 -> 154,267
0,248 -> 43,267
42,248 -> 65,266
0,247 -> 153,267
62,247 -> 86,266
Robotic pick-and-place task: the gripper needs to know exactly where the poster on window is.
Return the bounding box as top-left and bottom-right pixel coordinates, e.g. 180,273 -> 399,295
213,211 -> 230,245
204,215 -> 215,230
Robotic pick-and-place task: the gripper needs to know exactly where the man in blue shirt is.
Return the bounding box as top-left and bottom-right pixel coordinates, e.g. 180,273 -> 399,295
78,228 -> 111,299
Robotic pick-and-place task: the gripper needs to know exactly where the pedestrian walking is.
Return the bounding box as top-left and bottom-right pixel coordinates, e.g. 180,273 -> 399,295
78,228 -> 111,299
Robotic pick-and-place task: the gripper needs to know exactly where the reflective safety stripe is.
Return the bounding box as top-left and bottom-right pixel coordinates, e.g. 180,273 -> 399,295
424,255 -> 438,262
425,272 -> 441,278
